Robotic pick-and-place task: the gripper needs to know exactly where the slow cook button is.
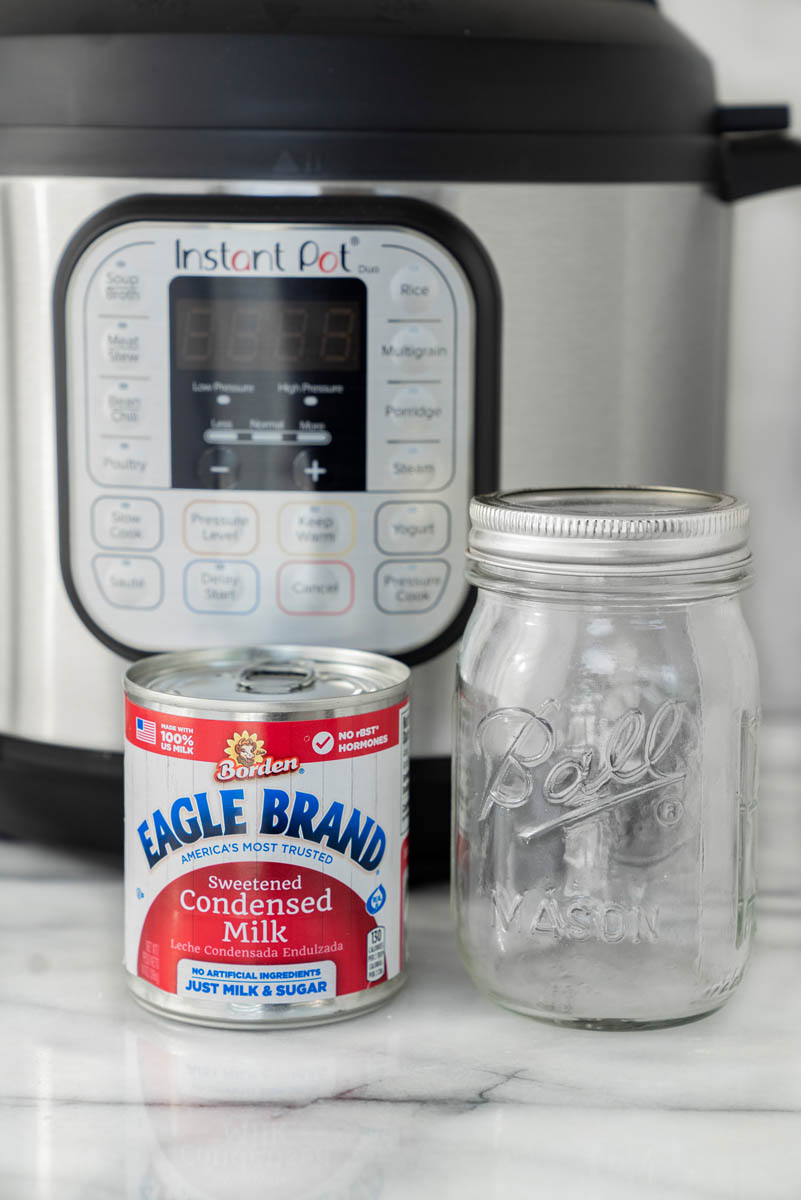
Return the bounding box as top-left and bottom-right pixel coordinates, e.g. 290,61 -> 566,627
184,501 -> 259,555
382,325 -> 447,376
92,497 -> 162,551
278,562 -> 354,615
101,322 -> 144,367
376,502 -> 450,555
184,561 -> 259,614
374,559 -> 450,614
279,502 -> 355,555
92,555 -> 163,609
389,263 -> 440,313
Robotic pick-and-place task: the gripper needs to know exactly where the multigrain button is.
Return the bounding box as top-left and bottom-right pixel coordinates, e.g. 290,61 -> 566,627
92,497 -> 162,551
374,560 -> 450,613
389,263 -> 440,313
277,561 -> 354,615
93,555 -> 163,609
376,503 -> 450,555
279,503 -> 354,555
381,325 -> 446,377
184,560 -> 259,614
184,501 -> 258,555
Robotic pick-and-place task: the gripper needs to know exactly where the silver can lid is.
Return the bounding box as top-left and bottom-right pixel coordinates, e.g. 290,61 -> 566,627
125,645 -> 409,714
468,487 -> 751,574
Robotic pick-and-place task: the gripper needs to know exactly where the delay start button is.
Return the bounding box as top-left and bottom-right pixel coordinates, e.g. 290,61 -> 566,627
374,559 -> 450,614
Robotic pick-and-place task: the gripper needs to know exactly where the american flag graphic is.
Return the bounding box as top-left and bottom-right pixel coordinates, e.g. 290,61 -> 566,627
135,716 -> 157,745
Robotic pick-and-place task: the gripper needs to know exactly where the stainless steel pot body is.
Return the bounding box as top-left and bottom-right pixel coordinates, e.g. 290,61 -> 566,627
0,177 -> 731,761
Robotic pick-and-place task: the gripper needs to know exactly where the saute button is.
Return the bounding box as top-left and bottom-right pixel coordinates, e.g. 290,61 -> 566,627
93,555 -> 163,609
92,498 -> 162,551
184,560 -> 259,614
279,503 -> 354,555
382,326 -> 446,377
376,503 -> 450,555
184,501 -> 258,554
278,562 -> 354,615
389,264 -> 440,313
375,560 -> 450,613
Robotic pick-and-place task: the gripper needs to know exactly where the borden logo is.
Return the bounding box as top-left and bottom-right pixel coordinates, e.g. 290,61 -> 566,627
214,730 -> 300,782
174,238 -> 352,274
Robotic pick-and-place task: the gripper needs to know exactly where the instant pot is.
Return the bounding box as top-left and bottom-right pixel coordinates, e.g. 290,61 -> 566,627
0,0 -> 798,879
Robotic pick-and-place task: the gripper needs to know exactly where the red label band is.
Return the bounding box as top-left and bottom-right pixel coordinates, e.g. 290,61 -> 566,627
126,698 -> 401,766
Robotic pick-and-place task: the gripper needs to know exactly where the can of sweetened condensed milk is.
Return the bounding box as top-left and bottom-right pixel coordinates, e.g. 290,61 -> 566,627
124,646 -> 410,1028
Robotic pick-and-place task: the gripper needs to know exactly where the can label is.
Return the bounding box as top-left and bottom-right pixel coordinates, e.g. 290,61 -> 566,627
124,698 -> 409,1009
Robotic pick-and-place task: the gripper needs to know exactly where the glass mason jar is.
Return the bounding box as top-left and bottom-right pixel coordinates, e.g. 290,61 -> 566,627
453,488 -> 760,1029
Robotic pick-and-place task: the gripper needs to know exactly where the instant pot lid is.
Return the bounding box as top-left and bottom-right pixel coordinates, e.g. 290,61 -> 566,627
0,0 -> 715,136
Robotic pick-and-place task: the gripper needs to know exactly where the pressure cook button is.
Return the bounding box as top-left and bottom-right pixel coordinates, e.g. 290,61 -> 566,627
277,562 -> 354,615
184,501 -> 258,555
382,326 -> 446,376
279,503 -> 355,555
92,497 -> 162,551
389,263 -> 440,313
101,322 -> 144,367
374,560 -> 450,614
93,555 -> 163,609
376,503 -> 450,555
197,447 -> 240,489
184,560 -> 259,614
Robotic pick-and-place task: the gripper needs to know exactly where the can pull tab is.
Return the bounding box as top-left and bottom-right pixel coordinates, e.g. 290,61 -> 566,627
236,660 -> 317,695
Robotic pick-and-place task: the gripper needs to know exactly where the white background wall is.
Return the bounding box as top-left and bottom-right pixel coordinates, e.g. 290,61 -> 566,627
662,0 -> 801,716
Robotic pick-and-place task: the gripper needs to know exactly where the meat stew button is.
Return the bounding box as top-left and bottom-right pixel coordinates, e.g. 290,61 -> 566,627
375,559 -> 450,613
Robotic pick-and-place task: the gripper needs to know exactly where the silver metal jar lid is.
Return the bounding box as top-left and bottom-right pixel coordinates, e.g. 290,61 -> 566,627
467,487 -> 751,574
125,645 -> 409,715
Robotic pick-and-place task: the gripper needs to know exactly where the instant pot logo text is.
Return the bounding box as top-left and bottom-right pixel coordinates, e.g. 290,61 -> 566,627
174,238 -> 352,274
136,787 -> 386,873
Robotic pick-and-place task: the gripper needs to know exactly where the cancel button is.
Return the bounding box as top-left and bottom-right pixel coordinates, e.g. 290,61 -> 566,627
375,560 -> 450,614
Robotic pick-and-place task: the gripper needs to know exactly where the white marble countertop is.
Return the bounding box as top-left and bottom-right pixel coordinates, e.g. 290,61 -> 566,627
2,723 -> 800,1200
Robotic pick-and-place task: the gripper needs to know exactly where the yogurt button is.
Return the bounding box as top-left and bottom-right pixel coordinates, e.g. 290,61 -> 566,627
389,263 -> 440,313
93,555 -> 163,609
92,498 -> 162,551
376,503 -> 450,555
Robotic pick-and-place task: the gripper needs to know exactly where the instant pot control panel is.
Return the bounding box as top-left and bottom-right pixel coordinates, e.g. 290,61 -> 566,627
56,198 -> 498,660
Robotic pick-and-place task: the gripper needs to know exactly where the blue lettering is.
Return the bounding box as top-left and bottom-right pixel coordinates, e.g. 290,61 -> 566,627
286,790 -> 320,840
260,789 -> 290,835
220,788 -> 247,835
170,796 -> 202,844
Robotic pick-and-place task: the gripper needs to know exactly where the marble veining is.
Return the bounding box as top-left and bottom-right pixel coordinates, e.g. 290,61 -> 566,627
1,721 -> 801,1199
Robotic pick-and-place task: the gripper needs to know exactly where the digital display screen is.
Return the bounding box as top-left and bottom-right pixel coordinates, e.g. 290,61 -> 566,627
173,296 -> 362,373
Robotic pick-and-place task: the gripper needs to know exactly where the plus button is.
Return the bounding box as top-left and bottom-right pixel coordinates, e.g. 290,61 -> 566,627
303,459 -> 327,484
